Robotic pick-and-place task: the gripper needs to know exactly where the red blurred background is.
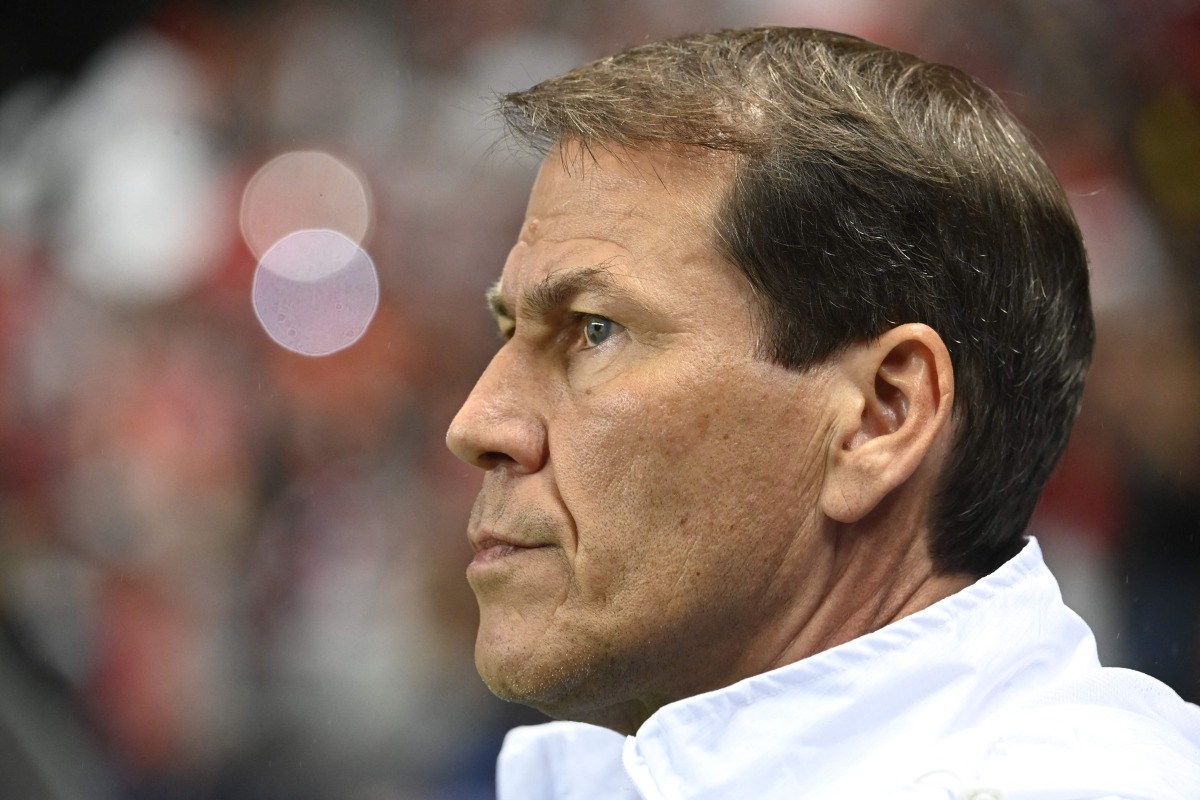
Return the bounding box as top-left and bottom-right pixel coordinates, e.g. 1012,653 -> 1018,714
0,1 -> 1197,797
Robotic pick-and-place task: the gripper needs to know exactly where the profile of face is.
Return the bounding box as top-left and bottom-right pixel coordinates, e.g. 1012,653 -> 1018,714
445,145 -> 858,733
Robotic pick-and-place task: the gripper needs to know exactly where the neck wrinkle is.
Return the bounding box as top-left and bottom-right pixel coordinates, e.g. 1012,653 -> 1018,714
763,515 -> 974,674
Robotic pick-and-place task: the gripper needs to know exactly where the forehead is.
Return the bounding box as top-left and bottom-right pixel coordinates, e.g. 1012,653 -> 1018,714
494,144 -> 735,304
533,143 -> 729,227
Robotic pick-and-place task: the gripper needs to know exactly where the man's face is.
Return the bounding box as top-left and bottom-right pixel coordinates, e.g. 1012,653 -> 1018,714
446,145 -> 839,732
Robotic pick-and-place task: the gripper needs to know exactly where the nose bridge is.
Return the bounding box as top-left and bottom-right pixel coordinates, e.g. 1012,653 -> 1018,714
446,341 -> 547,472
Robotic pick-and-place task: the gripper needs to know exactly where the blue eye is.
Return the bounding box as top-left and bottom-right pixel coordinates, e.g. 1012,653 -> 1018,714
582,315 -> 616,348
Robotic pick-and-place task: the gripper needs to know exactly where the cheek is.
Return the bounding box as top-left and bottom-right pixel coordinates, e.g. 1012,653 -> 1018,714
547,383 -> 701,597
551,369 -> 814,596
554,379 -> 713,511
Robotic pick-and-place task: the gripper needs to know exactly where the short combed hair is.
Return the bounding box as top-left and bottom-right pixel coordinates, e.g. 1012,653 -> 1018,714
499,27 -> 1094,576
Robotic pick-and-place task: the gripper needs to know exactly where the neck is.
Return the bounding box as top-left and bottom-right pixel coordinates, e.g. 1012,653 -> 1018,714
753,508 -> 975,679
583,523 -> 973,736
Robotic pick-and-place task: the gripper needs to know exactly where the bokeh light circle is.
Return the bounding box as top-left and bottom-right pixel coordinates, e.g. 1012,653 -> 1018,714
252,229 -> 379,356
240,150 -> 373,260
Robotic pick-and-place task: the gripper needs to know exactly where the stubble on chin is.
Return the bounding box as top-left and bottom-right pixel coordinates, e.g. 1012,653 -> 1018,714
475,631 -> 601,717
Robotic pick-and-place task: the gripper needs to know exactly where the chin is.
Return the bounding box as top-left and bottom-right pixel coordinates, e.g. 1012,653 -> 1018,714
476,639 -> 661,734
475,638 -> 601,719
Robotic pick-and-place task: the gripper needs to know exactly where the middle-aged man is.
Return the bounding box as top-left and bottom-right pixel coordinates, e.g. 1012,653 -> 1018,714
445,26 -> 1200,800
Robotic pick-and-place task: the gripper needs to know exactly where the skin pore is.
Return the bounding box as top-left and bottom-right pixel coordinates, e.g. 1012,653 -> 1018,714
446,142 -> 974,734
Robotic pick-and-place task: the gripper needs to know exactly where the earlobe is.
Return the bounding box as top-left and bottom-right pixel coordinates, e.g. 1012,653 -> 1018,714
820,324 -> 954,524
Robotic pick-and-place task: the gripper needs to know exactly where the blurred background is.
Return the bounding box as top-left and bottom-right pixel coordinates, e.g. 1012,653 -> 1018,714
0,0 -> 1197,797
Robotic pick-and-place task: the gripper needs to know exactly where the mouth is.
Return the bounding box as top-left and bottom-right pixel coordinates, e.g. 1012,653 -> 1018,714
471,541 -> 530,565
468,531 -> 550,569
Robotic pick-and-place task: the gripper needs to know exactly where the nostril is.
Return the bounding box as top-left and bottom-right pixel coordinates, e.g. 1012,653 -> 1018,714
479,451 -> 516,468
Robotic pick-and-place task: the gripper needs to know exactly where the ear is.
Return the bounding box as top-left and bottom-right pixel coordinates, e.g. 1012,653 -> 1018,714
819,323 -> 955,524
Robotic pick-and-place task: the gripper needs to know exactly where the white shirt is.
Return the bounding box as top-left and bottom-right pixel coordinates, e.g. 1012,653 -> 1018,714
496,538 -> 1200,799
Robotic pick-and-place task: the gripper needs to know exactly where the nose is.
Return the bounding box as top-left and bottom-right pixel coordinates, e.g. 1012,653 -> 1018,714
446,344 -> 548,473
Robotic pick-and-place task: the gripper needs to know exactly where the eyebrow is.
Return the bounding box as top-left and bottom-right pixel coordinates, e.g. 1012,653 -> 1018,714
485,264 -> 636,325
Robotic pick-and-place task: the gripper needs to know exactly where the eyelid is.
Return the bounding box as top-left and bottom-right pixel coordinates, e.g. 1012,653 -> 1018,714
570,310 -> 613,328
495,308 -> 623,348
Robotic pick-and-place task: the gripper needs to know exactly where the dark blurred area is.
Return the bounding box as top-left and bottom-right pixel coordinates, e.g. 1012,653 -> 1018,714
0,0 -> 1196,797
